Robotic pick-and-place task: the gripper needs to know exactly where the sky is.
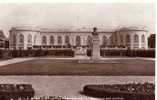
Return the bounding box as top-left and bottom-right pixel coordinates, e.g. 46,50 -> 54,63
0,3 -> 155,37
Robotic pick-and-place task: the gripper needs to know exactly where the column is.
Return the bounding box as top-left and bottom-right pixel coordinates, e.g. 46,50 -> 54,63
62,34 -> 65,45
47,35 -> 50,45
130,34 -> 134,49
117,31 -> 120,46
145,34 -> 148,49
15,33 -> 18,50
81,35 -> 85,47
123,34 -> 126,46
54,34 -> 57,45
73,35 -> 76,46
24,33 -> 27,50
71,35 -> 75,46
139,34 -> 142,49
106,34 -> 111,46
99,34 -> 103,46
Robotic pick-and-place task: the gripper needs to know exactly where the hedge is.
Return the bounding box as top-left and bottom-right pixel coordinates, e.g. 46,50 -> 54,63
125,50 -> 155,57
0,49 -> 155,59
87,49 -> 155,57
0,49 -> 74,58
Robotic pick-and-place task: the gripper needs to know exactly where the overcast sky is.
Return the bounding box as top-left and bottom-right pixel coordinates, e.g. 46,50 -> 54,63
0,3 -> 155,37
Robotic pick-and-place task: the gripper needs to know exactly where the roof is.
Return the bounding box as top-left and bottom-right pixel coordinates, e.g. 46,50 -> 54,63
10,26 -> 115,33
117,27 -> 148,32
10,26 -> 148,33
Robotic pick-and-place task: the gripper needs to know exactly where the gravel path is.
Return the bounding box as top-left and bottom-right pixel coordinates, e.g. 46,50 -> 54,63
0,76 -> 154,100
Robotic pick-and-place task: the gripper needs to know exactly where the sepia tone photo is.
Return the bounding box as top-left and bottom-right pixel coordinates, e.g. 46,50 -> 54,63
0,3 -> 155,100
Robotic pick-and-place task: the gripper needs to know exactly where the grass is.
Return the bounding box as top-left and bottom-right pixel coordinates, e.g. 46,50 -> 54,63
0,59 -> 155,75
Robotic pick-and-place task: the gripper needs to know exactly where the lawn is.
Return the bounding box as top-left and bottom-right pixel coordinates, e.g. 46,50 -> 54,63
0,59 -> 155,75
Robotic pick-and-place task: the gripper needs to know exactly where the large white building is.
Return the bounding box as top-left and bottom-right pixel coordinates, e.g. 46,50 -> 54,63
9,26 -> 149,50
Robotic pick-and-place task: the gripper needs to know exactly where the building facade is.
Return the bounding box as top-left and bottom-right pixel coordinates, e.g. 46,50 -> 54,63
9,27 -> 149,50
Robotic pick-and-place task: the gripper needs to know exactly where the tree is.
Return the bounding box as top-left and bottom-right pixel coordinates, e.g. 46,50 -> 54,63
148,34 -> 155,48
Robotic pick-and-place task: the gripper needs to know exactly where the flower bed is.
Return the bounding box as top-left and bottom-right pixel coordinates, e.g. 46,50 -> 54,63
83,82 -> 155,100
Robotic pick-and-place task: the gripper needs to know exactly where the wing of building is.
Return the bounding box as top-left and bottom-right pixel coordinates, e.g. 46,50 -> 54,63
9,26 -> 149,50
0,30 -> 9,49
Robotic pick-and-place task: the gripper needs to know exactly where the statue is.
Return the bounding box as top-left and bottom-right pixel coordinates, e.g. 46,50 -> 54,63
92,27 -> 98,36
75,47 -> 87,58
91,27 -> 100,60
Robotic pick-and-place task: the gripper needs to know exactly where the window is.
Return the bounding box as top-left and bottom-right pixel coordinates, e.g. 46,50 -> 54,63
28,34 -> 32,43
102,35 -> 107,46
57,36 -> 62,45
126,35 -> 130,43
19,34 -> 24,44
120,35 -> 123,44
76,36 -> 81,46
42,35 -> 47,45
65,35 -> 70,45
134,34 -> 139,43
141,34 -> 145,43
34,35 -> 36,44
87,35 -> 92,47
50,35 -> 54,45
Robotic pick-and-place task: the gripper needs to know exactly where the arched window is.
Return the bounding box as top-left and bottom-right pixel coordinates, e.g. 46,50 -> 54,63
34,35 -> 36,44
57,36 -> 62,45
28,34 -> 32,43
126,34 -> 130,43
134,34 -> 139,43
87,35 -> 92,47
102,35 -> 107,46
141,34 -> 145,43
42,35 -> 47,45
50,35 -> 54,45
13,34 -> 16,44
65,35 -> 70,45
19,34 -> 24,43
76,35 -> 81,46
120,35 -> 123,44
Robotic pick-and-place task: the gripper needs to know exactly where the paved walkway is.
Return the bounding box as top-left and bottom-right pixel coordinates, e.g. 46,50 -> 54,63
38,57 -> 155,61
0,57 -> 155,67
0,58 -> 35,67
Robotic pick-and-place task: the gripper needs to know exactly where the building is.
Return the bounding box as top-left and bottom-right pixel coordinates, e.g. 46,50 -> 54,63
9,26 -> 149,50
0,30 -> 9,49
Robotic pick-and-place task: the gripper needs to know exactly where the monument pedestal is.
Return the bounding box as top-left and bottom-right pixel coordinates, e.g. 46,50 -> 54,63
91,35 -> 100,60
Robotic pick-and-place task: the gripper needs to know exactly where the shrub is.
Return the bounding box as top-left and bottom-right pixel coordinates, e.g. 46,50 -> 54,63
126,50 -> 155,57
87,49 -> 92,56
83,83 -> 154,100
87,49 -> 155,57
9,49 -> 74,58
0,50 -> 10,59
0,49 -> 155,58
